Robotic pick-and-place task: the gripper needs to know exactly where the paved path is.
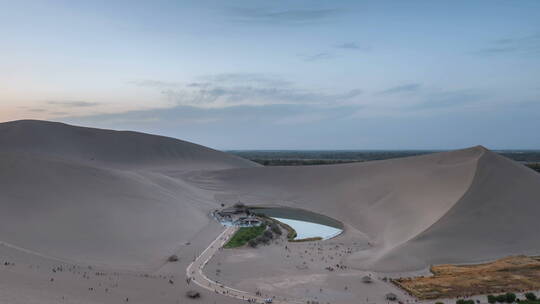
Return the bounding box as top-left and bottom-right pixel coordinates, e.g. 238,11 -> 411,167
186,226 -> 303,304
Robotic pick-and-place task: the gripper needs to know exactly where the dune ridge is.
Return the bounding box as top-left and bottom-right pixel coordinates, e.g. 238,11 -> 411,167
371,146 -> 540,271
0,120 -> 258,270
0,120 -> 258,171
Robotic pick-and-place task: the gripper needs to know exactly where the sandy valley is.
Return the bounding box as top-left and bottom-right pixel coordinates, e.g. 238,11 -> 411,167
1,120 -> 540,304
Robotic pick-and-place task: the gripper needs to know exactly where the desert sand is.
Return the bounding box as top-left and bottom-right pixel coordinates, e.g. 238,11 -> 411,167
1,120 -> 539,304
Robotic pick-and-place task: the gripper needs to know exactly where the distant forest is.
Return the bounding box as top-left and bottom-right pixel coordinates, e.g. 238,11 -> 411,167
228,150 -> 540,173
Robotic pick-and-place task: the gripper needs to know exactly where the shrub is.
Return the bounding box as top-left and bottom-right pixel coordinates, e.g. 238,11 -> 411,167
436,302 -> 444,304
248,239 -> 258,248
525,293 -> 537,301
263,230 -> 273,239
233,202 -> 245,209
488,295 -> 497,304
497,295 -> 508,303
270,223 -> 282,235
259,236 -> 271,244
505,293 -> 516,303
186,290 -> 200,299
167,255 -> 179,262
457,299 -> 475,304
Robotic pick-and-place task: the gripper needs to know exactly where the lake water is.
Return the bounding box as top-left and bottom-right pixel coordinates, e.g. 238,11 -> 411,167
272,217 -> 343,240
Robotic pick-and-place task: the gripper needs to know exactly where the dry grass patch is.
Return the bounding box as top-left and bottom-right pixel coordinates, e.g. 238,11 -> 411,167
392,256 -> 540,300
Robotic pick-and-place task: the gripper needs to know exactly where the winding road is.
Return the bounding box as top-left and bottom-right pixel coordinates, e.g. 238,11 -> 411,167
186,226 -> 302,304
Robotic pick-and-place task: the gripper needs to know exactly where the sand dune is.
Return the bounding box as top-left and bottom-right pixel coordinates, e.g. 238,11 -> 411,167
371,148 -> 540,271
1,120 -> 539,303
0,120 -> 257,171
186,146 -> 540,271
0,120 -> 257,270
0,151 -> 207,269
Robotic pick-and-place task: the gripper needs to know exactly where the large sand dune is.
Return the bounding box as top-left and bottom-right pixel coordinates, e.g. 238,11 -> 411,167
0,120 -> 257,171
372,148 -> 540,271
0,120 -> 258,270
186,146 -> 540,271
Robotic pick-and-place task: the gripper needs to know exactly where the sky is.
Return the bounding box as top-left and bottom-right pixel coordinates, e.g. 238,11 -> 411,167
1,0 -> 539,150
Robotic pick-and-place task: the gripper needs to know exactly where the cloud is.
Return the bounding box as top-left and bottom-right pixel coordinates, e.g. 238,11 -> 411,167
27,108 -> 47,113
59,100 -> 540,150
411,89 -> 486,111
370,85 -> 487,114
50,112 -> 69,116
132,74 -> 294,90
162,85 -> 361,107
299,52 -> 335,62
132,73 -> 362,108
60,103 -> 358,135
379,83 -> 422,95
200,73 -> 294,87
129,80 -> 182,88
335,42 -> 370,51
273,112 -> 332,125
478,33 -> 540,55
228,8 -> 340,25
48,101 -> 100,107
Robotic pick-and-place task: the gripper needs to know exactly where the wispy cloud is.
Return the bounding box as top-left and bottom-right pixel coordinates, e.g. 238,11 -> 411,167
227,8 -> 340,25
274,112 -> 333,125
201,73 -> 294,87
129,80 -> 182,88
335,42 -> 370,51
61,103 -> 357,131
48,101 -> 100,107
379,83 -> 422,95
411,89 -> 486,111
161,85 -> 360,107
50,112 -> 69,116
132,74 -> 293,89
478,33 -> 540,55
299,52 -> 335,62
131,73 -> 362,108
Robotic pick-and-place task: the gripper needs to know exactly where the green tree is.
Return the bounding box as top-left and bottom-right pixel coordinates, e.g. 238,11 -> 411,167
525,293 -> 537,301
497,295 -> 507,303
505,293 -> 517,303
488,295 -> 497,304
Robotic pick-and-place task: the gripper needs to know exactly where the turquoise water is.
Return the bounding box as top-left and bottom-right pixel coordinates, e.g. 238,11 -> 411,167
272,217 -> 343,240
